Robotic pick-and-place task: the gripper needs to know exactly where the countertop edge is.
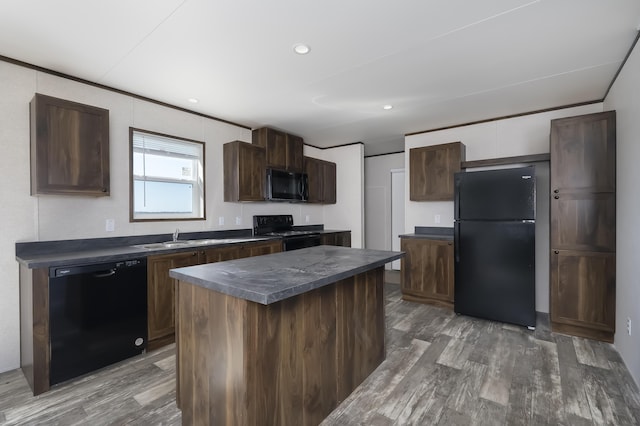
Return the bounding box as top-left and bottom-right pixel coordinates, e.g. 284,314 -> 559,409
399,233 -> 454,241
16,236 -> 281,269
169,248 -> 403,305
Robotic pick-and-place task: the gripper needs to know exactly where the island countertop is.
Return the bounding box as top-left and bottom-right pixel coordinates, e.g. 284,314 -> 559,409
169,245 -> 403,305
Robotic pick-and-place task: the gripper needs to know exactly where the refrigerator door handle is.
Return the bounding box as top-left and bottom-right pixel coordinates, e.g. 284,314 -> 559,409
454,222 -> 460,262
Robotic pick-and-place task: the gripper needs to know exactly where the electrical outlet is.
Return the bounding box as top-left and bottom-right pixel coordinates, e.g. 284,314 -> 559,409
305,215 -> 310,223
105,219 -> 115,232
627,317 -> 632,336
434,214 -> 441,224
235,216 -> 242,225
218,216 -> 224,226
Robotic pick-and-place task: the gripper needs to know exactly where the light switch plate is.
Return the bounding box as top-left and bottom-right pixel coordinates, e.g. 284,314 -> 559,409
105,219 -> 115,232
218,216 -> 224,226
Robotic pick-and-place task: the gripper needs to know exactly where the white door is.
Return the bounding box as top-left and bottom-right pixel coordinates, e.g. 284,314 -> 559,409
390,169 -> 405,270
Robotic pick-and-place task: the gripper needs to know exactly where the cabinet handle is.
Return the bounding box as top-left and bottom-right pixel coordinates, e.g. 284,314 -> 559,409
554,195 -> 559,199
447,242 -> 452,245
553,189 -> 559,194
102,188 -> 108,193
554,250 -> 559,254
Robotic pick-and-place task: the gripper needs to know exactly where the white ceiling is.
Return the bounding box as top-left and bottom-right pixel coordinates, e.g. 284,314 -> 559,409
1,0 -> 639,155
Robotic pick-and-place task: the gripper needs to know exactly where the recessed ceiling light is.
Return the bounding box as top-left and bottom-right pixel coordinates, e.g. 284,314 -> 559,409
293,44 -> 311,55
188,98 -> 199,103
383,105 -> 393,110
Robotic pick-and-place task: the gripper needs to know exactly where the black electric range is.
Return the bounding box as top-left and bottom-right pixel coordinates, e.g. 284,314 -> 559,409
253,215 -> 321,251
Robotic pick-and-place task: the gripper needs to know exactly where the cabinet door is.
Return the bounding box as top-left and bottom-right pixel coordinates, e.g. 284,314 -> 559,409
243,240 -> 282,257
203,245 -> 242,263
305,156 -> 323,203
321,232 -> 351,247
550,250 -> 615,335
30,94 -> 110,196
551,192 -> 615,252
336,232 -> 351,247
401,238 -> 454,307
321,233 -> 337,246
322,161 -> 337,204
253,128 -> 287,170
304,156 -> 336,204
147,251 -> 200,346
286,134 -> 304,172
550,112 -> 615,193
224,141 -> 266,201
409,142 -> 463,201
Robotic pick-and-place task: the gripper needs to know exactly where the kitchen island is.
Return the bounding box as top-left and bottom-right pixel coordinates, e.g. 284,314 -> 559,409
169,245 -> 403,426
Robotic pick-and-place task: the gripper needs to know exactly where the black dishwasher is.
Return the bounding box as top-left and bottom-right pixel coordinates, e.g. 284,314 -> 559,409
49,258 -> 147,386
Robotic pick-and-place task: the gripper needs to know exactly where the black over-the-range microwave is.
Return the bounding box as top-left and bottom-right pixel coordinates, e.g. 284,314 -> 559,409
266,168 -> 309,202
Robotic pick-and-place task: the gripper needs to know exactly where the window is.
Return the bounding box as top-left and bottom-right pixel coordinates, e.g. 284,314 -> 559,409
130,128 -> 205,221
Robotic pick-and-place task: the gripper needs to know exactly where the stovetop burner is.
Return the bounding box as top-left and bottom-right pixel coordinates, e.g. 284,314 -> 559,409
253,215 -> 319,238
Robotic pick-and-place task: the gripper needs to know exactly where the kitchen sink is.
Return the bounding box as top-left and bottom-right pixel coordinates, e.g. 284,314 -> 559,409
133,241 -> 196,249
133,237 -> 267,250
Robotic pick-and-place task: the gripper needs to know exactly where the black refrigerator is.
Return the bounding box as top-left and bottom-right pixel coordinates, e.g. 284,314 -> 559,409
454,166 -> 536,329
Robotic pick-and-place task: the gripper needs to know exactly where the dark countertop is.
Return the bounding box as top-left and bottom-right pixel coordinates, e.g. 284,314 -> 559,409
15,236 -> 279,269
15,228 -> 353,269
16,231 -> 278,269
169,245 -> 402,305
399,226 -> 454,241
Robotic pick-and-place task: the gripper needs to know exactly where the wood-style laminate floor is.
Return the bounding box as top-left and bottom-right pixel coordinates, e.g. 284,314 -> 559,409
2,271 -> 639,425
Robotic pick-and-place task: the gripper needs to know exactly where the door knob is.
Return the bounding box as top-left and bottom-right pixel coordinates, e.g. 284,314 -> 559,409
554,250 -> 559,254
553,189 -> 559,194
554,195 -> 559,199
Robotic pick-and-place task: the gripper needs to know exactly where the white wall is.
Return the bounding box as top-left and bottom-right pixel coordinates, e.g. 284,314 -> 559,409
364,153 -> 404,256
0,60 -> 362,373
404,103 -> 604,314
306,144 -> 365,248
604,38 -> 640,387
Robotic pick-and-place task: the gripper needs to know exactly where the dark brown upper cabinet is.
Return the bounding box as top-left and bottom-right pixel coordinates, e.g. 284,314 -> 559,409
304,156 -> 336,204
409,142 -> 465,201
252,127 -> 304,172
30,93 -> 110,196
223,140 -> 266,202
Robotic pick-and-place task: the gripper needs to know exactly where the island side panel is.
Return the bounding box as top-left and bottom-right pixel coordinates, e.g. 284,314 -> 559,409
276,297 -> 304,425
177,267 -> 386,425
20,265 -> 50,395
177,280 -> 247,425
301,284 -> 338,426
336,267 -> 385,402
245,284 -> 339,426
245,300 -> 282,425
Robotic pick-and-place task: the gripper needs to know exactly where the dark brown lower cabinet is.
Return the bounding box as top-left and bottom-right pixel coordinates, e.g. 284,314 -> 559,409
321,231 -> 351,247
147,251 -> 201,351
400,237 -> 454,309
148,240 -> 282,351
550,249 -> 616,342
19,239 -> 283,396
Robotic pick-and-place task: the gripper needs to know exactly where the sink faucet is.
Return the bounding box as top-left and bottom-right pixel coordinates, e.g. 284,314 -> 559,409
173,228 -> 180,242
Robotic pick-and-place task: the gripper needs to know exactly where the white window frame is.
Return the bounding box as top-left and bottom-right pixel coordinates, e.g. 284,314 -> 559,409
129,127 -> 206,222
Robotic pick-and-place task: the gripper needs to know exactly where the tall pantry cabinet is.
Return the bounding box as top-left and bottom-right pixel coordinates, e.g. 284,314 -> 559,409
549,111 -> 616,342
